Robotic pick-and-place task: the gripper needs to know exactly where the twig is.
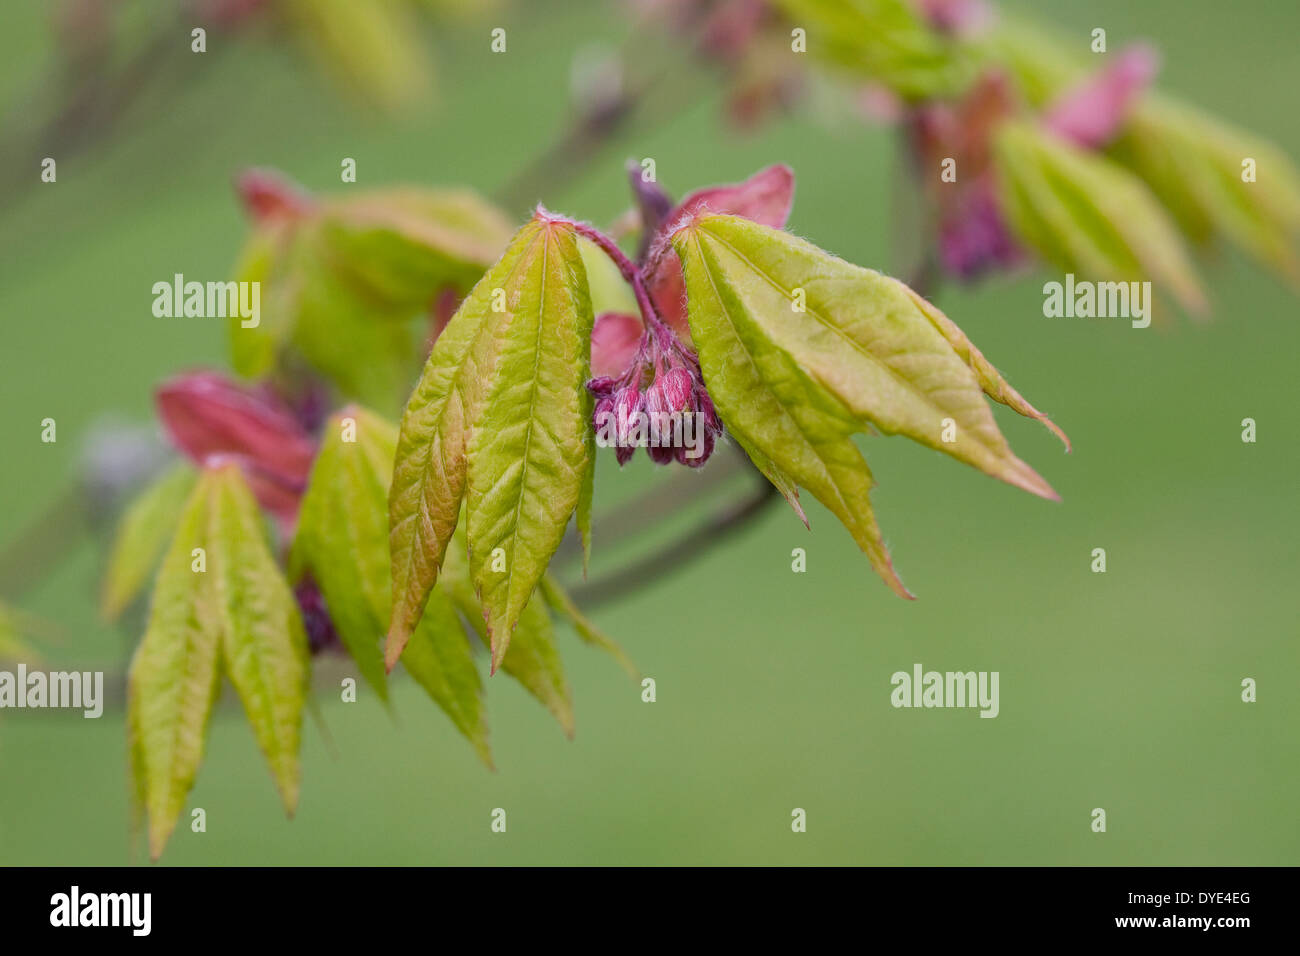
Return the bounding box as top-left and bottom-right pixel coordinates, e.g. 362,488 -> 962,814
570,459 -> 778,607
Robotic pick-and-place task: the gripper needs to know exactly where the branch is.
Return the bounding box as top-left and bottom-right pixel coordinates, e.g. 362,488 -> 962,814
568,450 -> 779,607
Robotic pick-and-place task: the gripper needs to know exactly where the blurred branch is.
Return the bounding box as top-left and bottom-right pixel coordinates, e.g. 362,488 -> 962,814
0,2 -> 200,218
0,485 -> 88,599
571,456 -> 778,607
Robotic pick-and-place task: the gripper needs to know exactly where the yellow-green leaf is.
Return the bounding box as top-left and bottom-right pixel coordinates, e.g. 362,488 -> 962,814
399,587 -> 492,766
772,0 -> 973,101
540,574 -> 637,678
230,186 -> 511,414
208,465 -> 310,820
293,407 -> 491,762
994,121 -> 1208,314
320,189 -> 515,309
127,470 -> 226,860
292,408 -> 394,700
101,463 -> 197,621
129,463 -> 308,860
1113,94 -> 1300,285
466,219 -> 593,671
440,523 -> 575,736
387,215 -> 594,672
672,213 -> 1065,597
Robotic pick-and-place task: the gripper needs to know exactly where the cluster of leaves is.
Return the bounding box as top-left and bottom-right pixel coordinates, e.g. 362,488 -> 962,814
231,170 -> 515,413
105,159 -> 1066,857
641,0 -> 1300,305
108,379 -> 627,859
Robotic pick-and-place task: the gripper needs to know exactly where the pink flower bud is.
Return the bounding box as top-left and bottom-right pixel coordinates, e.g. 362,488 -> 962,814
612,385 -> 642,444
659,366 -> 695,413
592,393 -> 617,447
676,428 -> 716,468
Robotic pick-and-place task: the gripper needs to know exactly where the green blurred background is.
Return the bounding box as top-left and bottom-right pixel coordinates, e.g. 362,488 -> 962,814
1,0 -> 1297,865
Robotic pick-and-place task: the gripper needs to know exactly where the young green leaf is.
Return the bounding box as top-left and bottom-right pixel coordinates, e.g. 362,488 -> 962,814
292,407 -> 395,700
465,216 -> 594,672
399,588 -> 492,767
293,407 -> 491,762
230,182 -> 512,412
994,121 -> 1208,314
129,463 -> 308,860
127,469 -> 226,860
319,189 -> 515,309
207,464 -> 310,820
539,574 -> 637,679
771,0 -> 974,100
439,524 -> 575,737
101,462 -> 197,621
387,214 -> 594,673
671,212 -> 1065,596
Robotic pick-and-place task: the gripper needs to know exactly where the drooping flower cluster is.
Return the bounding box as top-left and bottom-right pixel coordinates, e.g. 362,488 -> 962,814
579,162 -> 798,468
587,326 -> 721,468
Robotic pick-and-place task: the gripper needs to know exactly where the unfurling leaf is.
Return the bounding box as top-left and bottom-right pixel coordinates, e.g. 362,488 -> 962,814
387,214 -> 594,673
101,462 -> 197,621
993,121 -> 1208,314
292,407 -> 490,762
128,463 -> 308,860
671,212 -> 1066,597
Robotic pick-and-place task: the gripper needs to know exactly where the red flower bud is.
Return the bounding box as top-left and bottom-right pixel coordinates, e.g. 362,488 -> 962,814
659,366 -> 695,413
612,385 -> 643,465
676,428 -> 716,468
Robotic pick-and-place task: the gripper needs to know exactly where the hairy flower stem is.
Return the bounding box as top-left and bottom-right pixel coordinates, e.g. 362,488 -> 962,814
558,214 -> 677,348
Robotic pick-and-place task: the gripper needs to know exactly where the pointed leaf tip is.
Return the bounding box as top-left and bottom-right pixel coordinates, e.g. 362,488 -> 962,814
673,213 -> 1064,597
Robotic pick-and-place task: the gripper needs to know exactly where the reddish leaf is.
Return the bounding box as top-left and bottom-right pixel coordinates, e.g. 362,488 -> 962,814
589,311 -> 644,378
155,372 -> 316,520
646,164 -> 795,340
